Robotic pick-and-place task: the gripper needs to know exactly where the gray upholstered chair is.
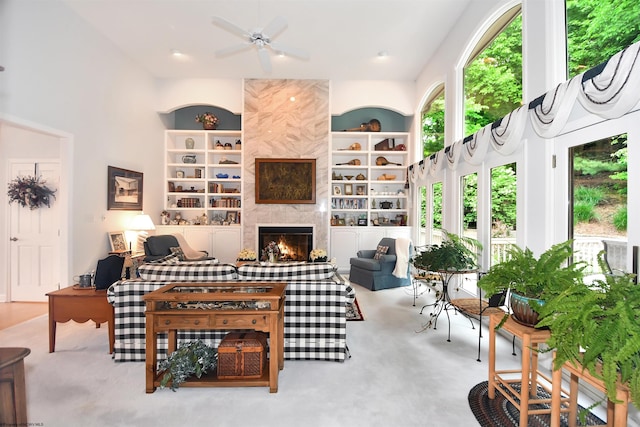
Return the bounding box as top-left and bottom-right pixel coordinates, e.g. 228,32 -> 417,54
349,237 -> 412,291
143,235 -> 180,262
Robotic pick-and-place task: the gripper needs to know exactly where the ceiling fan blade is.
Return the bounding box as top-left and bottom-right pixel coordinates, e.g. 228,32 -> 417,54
261,16 -> 287,40
215,43 -> 253,57
268,41 -> 309,60
257,47 -> 272,73
212,16 -> 249,39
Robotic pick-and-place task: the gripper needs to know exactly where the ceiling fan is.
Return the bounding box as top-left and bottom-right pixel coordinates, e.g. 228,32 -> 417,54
212,16 -> 309,73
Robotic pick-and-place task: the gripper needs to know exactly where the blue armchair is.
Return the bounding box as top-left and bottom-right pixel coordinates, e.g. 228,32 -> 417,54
349,237 -> 412,291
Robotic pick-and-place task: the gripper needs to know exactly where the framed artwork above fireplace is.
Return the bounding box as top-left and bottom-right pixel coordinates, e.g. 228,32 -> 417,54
255,158 -> 316,204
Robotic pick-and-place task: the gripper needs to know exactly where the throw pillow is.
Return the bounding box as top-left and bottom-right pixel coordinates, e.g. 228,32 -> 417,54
149,253 -> 181,264
374,245 -> 389,260
169,246 -> 185,261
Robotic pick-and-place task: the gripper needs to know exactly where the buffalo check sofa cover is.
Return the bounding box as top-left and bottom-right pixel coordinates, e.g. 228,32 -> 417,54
108,261 -> 355,362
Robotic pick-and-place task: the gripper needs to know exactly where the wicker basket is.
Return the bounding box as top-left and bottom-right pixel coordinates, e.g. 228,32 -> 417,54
217,332 -> 267,379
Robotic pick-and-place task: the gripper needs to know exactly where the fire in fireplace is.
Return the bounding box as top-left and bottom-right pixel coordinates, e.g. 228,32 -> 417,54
258,226 -> 313,261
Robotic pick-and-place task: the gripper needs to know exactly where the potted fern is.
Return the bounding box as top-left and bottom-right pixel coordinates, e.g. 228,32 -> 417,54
411,229 -> 482,273
536,252 -> 640,407
158,340 -> 217,391
477,240 -> 586,327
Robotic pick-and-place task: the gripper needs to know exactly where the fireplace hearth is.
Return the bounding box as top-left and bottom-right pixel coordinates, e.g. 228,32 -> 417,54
258,226 -> 313,261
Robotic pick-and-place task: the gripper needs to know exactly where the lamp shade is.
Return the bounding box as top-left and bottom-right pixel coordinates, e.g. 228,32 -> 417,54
130,214 -> 156,231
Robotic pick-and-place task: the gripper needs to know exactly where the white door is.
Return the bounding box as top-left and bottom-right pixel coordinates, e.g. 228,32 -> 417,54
9,161 -> 61,301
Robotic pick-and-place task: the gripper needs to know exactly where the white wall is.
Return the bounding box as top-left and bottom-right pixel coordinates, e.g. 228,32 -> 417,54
0,0 -> 164,296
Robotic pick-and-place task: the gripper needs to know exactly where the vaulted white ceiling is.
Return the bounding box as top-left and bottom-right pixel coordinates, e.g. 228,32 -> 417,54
62,0 -> 474,81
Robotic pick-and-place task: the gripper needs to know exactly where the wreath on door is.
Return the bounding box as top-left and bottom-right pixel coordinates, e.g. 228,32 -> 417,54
7,175 -> 56,210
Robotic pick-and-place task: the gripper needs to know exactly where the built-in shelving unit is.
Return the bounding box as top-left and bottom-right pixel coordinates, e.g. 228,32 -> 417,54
330,132 -> 410,227
162,130 -> 243,264
165,130 -> 243,225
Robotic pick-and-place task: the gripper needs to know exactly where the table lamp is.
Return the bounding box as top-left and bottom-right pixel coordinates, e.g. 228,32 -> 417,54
129,213 -> 156,254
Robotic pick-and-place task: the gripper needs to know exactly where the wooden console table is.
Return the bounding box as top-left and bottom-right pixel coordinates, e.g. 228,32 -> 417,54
144,282 -> 286,393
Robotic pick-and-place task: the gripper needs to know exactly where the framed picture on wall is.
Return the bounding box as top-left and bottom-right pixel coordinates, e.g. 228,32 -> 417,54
108,166 -> 143,210
255,158 -> 316,204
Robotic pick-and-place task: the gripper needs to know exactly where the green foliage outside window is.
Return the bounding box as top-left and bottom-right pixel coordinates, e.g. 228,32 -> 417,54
566,0 -> 640,77
464,15 -> 522,136
420,2 -> 635,237
422,95 -> 445,158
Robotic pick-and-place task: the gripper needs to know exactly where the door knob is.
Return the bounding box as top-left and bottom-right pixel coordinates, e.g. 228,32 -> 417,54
10,237 -> 18,241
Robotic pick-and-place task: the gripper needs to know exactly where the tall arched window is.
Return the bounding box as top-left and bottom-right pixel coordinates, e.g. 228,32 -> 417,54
421,84 -> 445,158
463,6 -> 522,136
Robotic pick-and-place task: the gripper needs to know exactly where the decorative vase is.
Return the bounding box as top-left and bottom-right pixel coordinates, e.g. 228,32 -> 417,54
510,292 -> 544,327
203,123 -> 217,130
185,138 -> 195,149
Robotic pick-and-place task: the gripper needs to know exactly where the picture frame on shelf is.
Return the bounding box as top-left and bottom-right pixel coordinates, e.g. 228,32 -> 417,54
108,231 -> 128,252
333,185 -> 341,195
344,184 -> 353,195
358,218 -> 368,226
370,212 -> 380,226
176,170 -> 185,179
356,185 -> 365,195
226,211 -> 237,224
337,218 -> 346,226
107,166 -> 143,211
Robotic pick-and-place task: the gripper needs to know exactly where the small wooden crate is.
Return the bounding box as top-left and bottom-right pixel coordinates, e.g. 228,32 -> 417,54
217,332 -> 267,379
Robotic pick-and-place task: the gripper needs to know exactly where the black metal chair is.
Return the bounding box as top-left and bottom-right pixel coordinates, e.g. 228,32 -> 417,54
449,272 -> 515,362
94,255 -> 125,290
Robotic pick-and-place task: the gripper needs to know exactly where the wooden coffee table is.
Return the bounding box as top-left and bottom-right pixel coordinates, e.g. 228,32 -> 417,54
46,286 -> 114,353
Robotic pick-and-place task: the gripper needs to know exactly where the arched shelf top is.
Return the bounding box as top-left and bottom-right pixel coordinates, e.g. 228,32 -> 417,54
161,104 -> 242,131
331,107 -> 412,133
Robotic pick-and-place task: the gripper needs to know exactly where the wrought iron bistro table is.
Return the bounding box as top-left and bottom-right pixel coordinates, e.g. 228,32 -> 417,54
415,268 -> 477,337
143,282 -> 286,393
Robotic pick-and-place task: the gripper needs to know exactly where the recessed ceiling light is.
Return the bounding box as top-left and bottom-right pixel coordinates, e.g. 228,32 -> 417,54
290,96 -> 296,102
170,49 -> 183,57
377,51 -> 389,58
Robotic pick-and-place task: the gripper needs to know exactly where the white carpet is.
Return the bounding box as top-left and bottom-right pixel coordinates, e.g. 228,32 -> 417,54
2,284 -> 624,427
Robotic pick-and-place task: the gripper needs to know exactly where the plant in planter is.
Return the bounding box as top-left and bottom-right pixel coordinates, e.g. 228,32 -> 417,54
477,239 -> 586,327
536,253 -> 640,407
411,229 -> 482,273
158,340 -> 217,391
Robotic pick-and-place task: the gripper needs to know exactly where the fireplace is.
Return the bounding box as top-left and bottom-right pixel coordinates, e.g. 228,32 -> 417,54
258,226 -> 313,261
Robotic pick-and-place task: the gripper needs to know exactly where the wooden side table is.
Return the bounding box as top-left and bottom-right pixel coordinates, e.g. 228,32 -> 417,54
488,313 -> 568,427
46,287 -> 115,353
551,359 -> 630,427
0,347 -> 30,426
